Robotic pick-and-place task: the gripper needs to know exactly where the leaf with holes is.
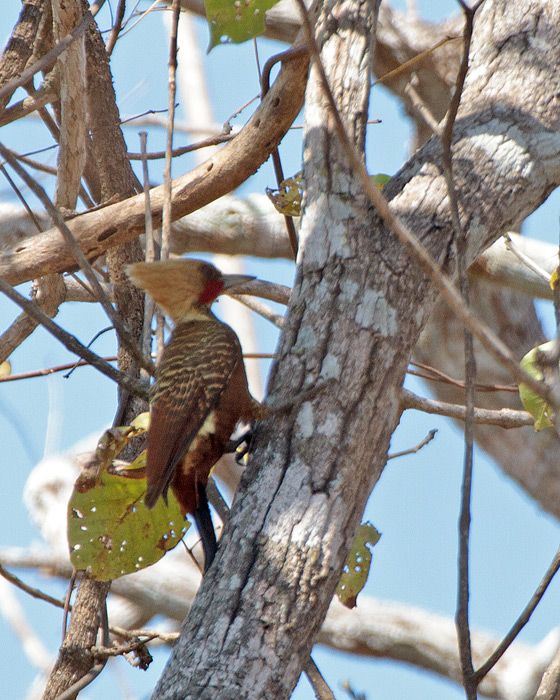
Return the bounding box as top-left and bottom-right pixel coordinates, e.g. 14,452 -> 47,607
266,172 -> 303,217
336,522 -> 381,609
68,427 -> 188,581
519,341 -> 557,431
205,0 -> 280,50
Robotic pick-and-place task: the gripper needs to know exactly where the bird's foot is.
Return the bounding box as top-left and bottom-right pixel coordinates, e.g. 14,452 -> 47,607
225,429 -> 254,464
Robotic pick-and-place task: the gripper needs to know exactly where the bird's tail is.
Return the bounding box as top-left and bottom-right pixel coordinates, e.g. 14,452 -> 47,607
193,482 -> 217,573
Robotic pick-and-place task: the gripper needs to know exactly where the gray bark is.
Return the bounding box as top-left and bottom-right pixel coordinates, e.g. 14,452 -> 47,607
152,1 -> 560,698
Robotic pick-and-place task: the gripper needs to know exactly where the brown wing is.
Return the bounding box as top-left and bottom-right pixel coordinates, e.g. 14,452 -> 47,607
144,319 -> 241,508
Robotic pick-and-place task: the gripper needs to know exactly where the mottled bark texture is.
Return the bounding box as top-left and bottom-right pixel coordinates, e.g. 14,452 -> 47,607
0,0 -> 46,111
43,5 -> 145,698
152,1 -> 379,698
152,1 -> 560,699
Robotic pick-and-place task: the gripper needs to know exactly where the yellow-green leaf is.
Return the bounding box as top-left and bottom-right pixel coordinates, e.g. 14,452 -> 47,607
131,411 -> 150,431
369,173 -> 391,189
336,522 -> 381,609
205,0 -> 280,50
550,268 -> 558,291
266,172 -> 303,217
0,360 -> 11,377
519,341 -> 556,431
68,428 -> 188,581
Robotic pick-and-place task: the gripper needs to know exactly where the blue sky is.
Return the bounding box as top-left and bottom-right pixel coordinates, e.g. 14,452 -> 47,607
2,1 -> 560,699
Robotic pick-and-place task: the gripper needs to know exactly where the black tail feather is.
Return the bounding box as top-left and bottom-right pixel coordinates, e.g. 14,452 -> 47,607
193,483 -> 217,573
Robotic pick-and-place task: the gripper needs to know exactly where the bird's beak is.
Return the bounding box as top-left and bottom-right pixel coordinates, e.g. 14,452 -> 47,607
221,273 -> 256,292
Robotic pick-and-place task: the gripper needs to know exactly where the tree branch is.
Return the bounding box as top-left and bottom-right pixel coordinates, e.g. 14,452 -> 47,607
1,544 -> 558,700
0,32 -> 310,286
0,275 -> 148,398
147,1 -> 560,697
401,388 -> 533,428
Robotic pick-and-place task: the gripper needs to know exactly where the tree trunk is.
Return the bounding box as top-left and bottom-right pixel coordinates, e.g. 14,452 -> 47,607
151,1 -> 560,698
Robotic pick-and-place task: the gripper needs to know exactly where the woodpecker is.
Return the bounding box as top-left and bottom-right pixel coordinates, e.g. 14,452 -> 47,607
126,258 -> 268,572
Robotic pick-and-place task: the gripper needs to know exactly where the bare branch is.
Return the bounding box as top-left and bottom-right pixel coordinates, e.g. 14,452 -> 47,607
387,427 -> 438,459
2,544 -> 558,700
0,145 -> 155,376
0,32 -> 310,286
473,544 -> 560,684
400,388 -> 533,428
302,657 -> 337,700
0,0 -> 105,105
0,276 -> 149,399
231,294 -> 285,328
0,0 -> 46,112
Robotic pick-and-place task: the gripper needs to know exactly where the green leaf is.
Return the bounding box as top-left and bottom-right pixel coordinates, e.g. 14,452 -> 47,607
68,428 -> 188,581
266,172 -> 303,217
369,173 -> 391,189
519,341 -> 556,431
205,0 -> 280,50
336,522 -> 381,609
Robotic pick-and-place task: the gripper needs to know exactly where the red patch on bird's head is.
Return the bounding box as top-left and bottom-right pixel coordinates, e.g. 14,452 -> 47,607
199,279 -> 224,305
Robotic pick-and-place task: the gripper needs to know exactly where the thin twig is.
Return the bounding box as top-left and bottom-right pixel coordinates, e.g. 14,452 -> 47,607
0,563 -> 66,609
438,3 -> 484,695
372,35 -> 461,88
54,662 -> 106,700
2,147 -> 94,207
0,357 -> 115,382
400,389 -> 532,428
139,131 -> 156,378
388,428 -> 438,460
161,0 -> 181,260
302,655 -> 337,700
126,131 -> 234,160
503,233 -> 551,283
0,164 -> 44,233
116,0 -> 164,39
0,144 -> 155,377
222,94 -> 260,131
62,571 -> 77,643
0,277 -> 149,399
91,637 -> 158,659
408,361 -> 518,393
472,544 -> 560,683
231,294 -> 285,328
63,326 -> 113,379
0,354 -> 272,383
0,561 -> 181,648
110,626 -> 179,644
261,47 -> 308,260
106,0 -> 127,56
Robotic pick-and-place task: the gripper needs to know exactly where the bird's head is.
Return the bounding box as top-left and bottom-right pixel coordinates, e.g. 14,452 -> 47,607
126,259 -> 254,323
